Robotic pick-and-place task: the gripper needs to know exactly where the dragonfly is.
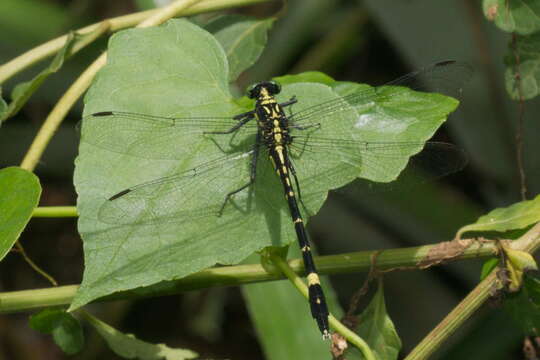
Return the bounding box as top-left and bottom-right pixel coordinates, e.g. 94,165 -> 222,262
81,60 -> 472,339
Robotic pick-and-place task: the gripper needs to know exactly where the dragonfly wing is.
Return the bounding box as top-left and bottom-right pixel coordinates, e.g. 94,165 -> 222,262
98,150 -> 256,225
81,111 -> 257,160
289,137 -> 466,187
288,60 -> 472,126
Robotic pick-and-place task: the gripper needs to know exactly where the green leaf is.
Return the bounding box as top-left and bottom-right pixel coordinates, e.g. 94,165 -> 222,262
504,275 -> 540,334
205,15 -> 275,81
74,19 -> 459,309
356,279 -> 401,360
84,312 -> 198,360
0,167 -> 41,262
504,32 -> 540,100
483,0 -> 540,35
274,71 -> 336,86
30,309 -> 84,355
457,194 -> 540,238
1,25 -> 106,123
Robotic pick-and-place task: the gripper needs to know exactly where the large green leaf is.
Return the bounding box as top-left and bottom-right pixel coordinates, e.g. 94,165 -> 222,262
73,19 -> 458,309
457,193 -> 540,238
483,0 -> 540,35
356,280 -> 401,360
205,15 -> 275,81
0,166 -> 41,261
504,32 -> 540,100
30,309 -> 84,355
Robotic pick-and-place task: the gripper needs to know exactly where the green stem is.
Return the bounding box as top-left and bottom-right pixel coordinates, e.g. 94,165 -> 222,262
32,206 -> 77,218
0,240 -> 499,313
0,0 -> 269,84
270,253 -> 376,360
14,242 -> 58,286
405,222 -> 540,360
136,0 -> 206,28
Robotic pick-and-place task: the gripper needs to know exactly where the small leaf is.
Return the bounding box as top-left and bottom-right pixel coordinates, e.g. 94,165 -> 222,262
483,0 -> 540,35
0,24 -> 108,123
274,71 -> 336,86
205,15 -> 275,81
30,309 -> 84,355
504,32 -> 540,100
457,194 -> 540,239
503,245 -> 538,292
356,279 -> 401,360
84,312 -> 197,360
0,167 -> 41,261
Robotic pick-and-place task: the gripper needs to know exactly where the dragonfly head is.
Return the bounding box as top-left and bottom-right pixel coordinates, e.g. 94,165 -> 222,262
247,81 -> 281,99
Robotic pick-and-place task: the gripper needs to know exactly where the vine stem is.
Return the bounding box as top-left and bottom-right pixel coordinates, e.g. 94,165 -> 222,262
0,0 -> 268,84
405,222 -> 540,360
269,253 -> 376,360
13,242 -> 58,286
0,240 -> 498,313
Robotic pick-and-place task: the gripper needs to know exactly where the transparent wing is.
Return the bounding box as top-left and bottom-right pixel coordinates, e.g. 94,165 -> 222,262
288,60 -> 473,126
80,111 -> 258,160
98,149 -> 256,225
288,137 -> 467,188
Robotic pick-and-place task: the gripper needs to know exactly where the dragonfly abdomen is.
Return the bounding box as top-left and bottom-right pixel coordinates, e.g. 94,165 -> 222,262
269,144 -> 330,339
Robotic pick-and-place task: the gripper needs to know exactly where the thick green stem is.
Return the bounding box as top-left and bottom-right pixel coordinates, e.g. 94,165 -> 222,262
0,240 -> 498,313
32,206 -> 77,218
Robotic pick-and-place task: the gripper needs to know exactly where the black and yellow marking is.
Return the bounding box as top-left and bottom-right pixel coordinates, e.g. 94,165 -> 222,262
247,81 -> 330,339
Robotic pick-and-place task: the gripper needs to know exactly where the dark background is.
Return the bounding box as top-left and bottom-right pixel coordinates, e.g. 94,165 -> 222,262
1,0 -> 539,359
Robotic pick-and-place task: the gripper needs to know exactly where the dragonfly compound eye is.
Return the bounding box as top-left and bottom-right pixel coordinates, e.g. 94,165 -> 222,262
266,81 -> 281,95
247,81 -> 282,99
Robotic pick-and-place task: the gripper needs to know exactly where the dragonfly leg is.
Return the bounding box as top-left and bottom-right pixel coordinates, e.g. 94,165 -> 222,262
287,157 -> 312,217
291,122 -> 321,131
205,113 -> 254,135
233,109 -> 255,120
288,133 -> 312,159
217,182 -> 253,216
279,96 -> 297,108
217,133 -> 261,216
